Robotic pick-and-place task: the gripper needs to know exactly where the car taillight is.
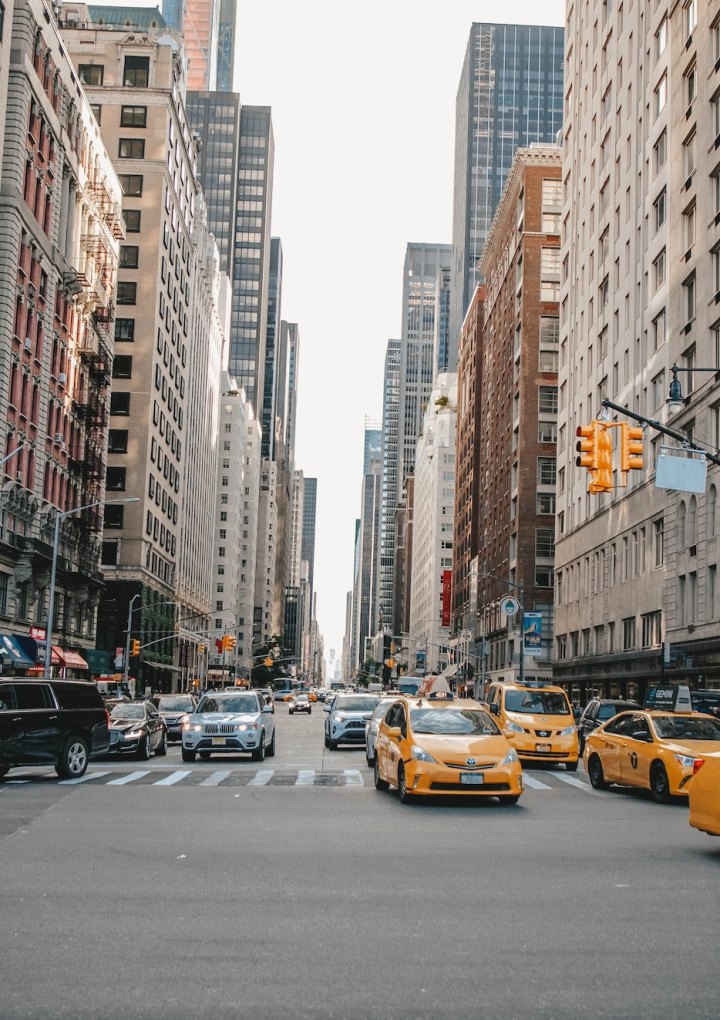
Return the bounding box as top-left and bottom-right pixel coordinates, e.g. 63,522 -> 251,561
693,758 -> 705,775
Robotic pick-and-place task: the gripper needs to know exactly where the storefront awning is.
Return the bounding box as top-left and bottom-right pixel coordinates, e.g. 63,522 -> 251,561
440,662 -> 459,680
54,647 -> 89,669
0,635 -> 36,668
14,636 -> 61,666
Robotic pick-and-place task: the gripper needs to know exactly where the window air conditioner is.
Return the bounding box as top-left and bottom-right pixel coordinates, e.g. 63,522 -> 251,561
16,471 -> 23,484
54,433 -> 65,444
58,372 -> 67,385
24,338 -> 32,351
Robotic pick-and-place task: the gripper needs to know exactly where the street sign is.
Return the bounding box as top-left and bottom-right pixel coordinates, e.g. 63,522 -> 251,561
460,629 -> 473,642
500,596 -> 519,617
656,447 -> 707,493
523,612 -> 543,656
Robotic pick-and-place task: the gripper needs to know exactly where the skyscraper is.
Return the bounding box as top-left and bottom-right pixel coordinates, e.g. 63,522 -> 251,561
162,0 -> 237,91
449,22 -> 564,355
261,239 -> 283,459
302,477 -> 317,600
377,339 -> 401,630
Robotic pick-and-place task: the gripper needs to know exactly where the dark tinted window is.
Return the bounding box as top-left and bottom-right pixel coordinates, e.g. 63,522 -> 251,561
52,683 -> 103,710
13,683 -> 53,710
604,713 -> 639,736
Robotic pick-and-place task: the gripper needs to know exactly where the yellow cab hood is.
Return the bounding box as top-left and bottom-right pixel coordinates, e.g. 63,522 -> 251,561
505,711 -> 573,730
414,733 -> 511,764
663,739 -> 720,756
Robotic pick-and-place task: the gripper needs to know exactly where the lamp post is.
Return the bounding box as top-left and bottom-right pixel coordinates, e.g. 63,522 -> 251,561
44,497 -> 139,677
666,364 -> 720,415
479,571 -> 525,685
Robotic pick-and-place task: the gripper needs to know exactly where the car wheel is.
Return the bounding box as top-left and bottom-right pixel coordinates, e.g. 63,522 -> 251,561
251,735 -> 266,761
266,730 -> 276,758
155,731 -> 168,757
181,748 -> 196,763
308,708 -> 312,714
397,763 -> 412,803
587,754 -> 608,790
0,765 -> 9,780
199,752 -> 211,761
578,734 -> 585,756
497,795 -> 520,806
366,751 -> 375,768
324,732 -> 329,748
56,736 -> 89,779
289,709 -> 294,715
138,735 -> 152,761
327,737 -> 338,751
650,762 -> 671,803
374,757 -> 389,791
565,759 -> 579,772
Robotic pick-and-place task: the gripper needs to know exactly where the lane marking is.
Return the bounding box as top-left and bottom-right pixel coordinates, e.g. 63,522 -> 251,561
153,770 -> 192,786
343,769 -> 364,786
198,770 -> 232,787
555,773 -> 592,791
522,773 -> 553,790
247,769 -> 274,786
295,770 -> 315,785
59,770 -> 112,786
107,770 -> 151,786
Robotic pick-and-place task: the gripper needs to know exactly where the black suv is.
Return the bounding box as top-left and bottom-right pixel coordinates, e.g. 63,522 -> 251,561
577,698 -> 640,754
0,679 -> 110,780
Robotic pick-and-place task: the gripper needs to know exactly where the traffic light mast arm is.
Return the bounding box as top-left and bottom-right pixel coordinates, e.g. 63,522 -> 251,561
601,399 -> 720,467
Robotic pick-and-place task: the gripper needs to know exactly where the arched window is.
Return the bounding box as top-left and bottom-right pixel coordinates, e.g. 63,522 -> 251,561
708,486 -> 717,540
688,496 -> 697,547
678,500 -> 686,549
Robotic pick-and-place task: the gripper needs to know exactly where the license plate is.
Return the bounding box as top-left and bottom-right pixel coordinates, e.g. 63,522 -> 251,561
536,743 -> 551,753
211,737 -> 226,746
460,773 -> 485,785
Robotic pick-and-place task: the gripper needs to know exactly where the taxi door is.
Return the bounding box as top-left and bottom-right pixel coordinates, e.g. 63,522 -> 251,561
594,713 -> 637,782
380,703 -> 408,786
619,713 -> 654,788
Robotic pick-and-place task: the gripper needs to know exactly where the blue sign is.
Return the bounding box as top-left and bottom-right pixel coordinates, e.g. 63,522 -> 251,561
415,650 -> 426,675
523,613 -> 543,657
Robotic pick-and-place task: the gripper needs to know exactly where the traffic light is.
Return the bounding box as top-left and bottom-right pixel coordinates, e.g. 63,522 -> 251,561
221,634 -> 232,651
130,639 -> 140,657
576,422 -> 599,473
198,643 -> 206,653
264,657 -> 273,668
592,423 -> 614,494
226,636 -> 236,650
620,423 -> 644,474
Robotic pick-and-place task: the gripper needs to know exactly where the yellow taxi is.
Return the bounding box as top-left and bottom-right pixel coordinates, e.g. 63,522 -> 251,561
373,693 -> 523,805
584,709 -> 720,802
689,751 -> 720,837
486,681 -> 579,770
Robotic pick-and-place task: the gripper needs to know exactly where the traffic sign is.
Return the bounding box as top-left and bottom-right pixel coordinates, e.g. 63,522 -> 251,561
500,596 -> 520,617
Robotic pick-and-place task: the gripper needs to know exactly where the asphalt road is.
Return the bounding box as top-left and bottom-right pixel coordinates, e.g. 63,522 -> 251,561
1,702 -> 718,1020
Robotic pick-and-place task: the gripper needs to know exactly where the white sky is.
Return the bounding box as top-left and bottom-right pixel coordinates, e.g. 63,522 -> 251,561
93,0 -> 565,661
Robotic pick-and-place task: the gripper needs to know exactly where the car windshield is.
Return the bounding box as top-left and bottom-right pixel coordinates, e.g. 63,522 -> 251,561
371,701 -> 395,721
410,708 -> 501,736
652,716 -> 720,741
505,690 -> 570,715
197,696 -> 258,714
295,694 -> 309,701
335,696 -> 380,712
597,703 -> 632,720
110,704 -> 144,720
157,697 -> 193,711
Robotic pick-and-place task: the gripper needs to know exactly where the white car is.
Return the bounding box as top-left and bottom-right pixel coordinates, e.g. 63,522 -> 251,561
181,690 -> 275,762
324,693 -> 381,750
365,698 -> 397,766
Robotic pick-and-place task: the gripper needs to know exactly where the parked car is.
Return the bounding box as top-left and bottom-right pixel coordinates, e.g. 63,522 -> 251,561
0,679 -> 110,780
107,701 -> 167,759
577,698 -> 640,754
182,690 -> 275,761
153,694 -> 197,742
289,692 -> 312,715
324,693 -> 380,750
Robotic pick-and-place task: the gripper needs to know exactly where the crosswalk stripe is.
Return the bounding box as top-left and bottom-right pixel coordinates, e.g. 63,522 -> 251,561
343,769 -> 364,786
153,770 -> 192,786
523,773 -> 553,790
59,770 -> 112,786
295,769 -> 315,785
555,773 -> 594,791
107,770 -> 151,785
247,769 -> 274,786
198,770 -> 232,787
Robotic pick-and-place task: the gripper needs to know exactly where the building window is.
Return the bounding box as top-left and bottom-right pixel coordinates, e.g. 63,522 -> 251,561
540,247 -> 561,301
683,274 -> 695,324
709,565 -> 717,620
537,457 -> 556,486
101,541 -> 119,566
120,105 -> 147,128
538,386 -> 558,415
78,64 -> 104,85
652,190 -> 666,233
0,571 -> 7,614
653,131 -> 667,175
116,282 -> 137,304
118,138 -> 145,159
654,518 -> 664,567
683,205 -> 696,253
112,355 -> 133,378
708,486 -> 717,540
622,617 -> 636,650
684,63 -> 697,108
652,309 -> 665,353
106,467 -> 126,491
654,74 -> 667,117
123,209 -> 141,232
655,16 -> 667,58
115,318 -> 135,341
683,0 -> 697,39
536,528 -> 555,560
683,132 -> 696,181
108,429 -> 128,453
90,103 -> 101,124
537,493 -> 555,515
652,249 -> 666,292
118,174 -> 143,197
641,611 -> 662,648
110,392 -> 131,415
123,55 -> 150,88
119,245 -> 139,269
104,505 -> 124,529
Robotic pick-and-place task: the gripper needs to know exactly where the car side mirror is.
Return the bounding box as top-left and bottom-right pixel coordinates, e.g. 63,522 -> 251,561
489,703 -> 499,716
631,731 -> 651,742
323,704 -> 331,712
386,726 -> 402,739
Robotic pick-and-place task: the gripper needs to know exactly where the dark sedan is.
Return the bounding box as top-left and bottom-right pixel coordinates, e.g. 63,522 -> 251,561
577,698 -> 640,754
153,694 -> 197,742
107,701 -> 167,759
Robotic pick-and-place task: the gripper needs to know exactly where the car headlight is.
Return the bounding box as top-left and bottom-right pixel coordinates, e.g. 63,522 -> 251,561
560,725 -> 576,736
184,723 -> 202,732
334,713 -> 346,722
178,715 -> 189,725
505,721 -> 525,734
500,748 -> 519,765
125,729 -> 143,739
410,744 -> 436,763
674,753 -> 701,769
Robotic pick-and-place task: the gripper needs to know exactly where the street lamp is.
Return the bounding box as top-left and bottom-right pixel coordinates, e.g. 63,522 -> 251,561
44,497 -> 139,677
666,364 -> 720,414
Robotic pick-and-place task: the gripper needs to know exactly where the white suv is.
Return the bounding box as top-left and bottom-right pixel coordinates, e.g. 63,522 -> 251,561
324,694 -> 380,750
182,690 -> 275,762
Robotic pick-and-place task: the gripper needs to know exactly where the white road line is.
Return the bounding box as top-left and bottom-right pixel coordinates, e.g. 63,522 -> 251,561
107,770 -> 151,786
555,773 -> 594,791
4,780 -> 30,785
247,769 -> 274,786
522,773 -> 553,790
153,770 -> 192,786
343,769 -> 364,786
59,770 -> 112,786
198,770 -> 232,787
295,770 -> 315,785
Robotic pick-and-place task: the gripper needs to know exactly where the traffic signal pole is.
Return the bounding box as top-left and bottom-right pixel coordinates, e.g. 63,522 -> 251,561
601,399 -> 720,467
